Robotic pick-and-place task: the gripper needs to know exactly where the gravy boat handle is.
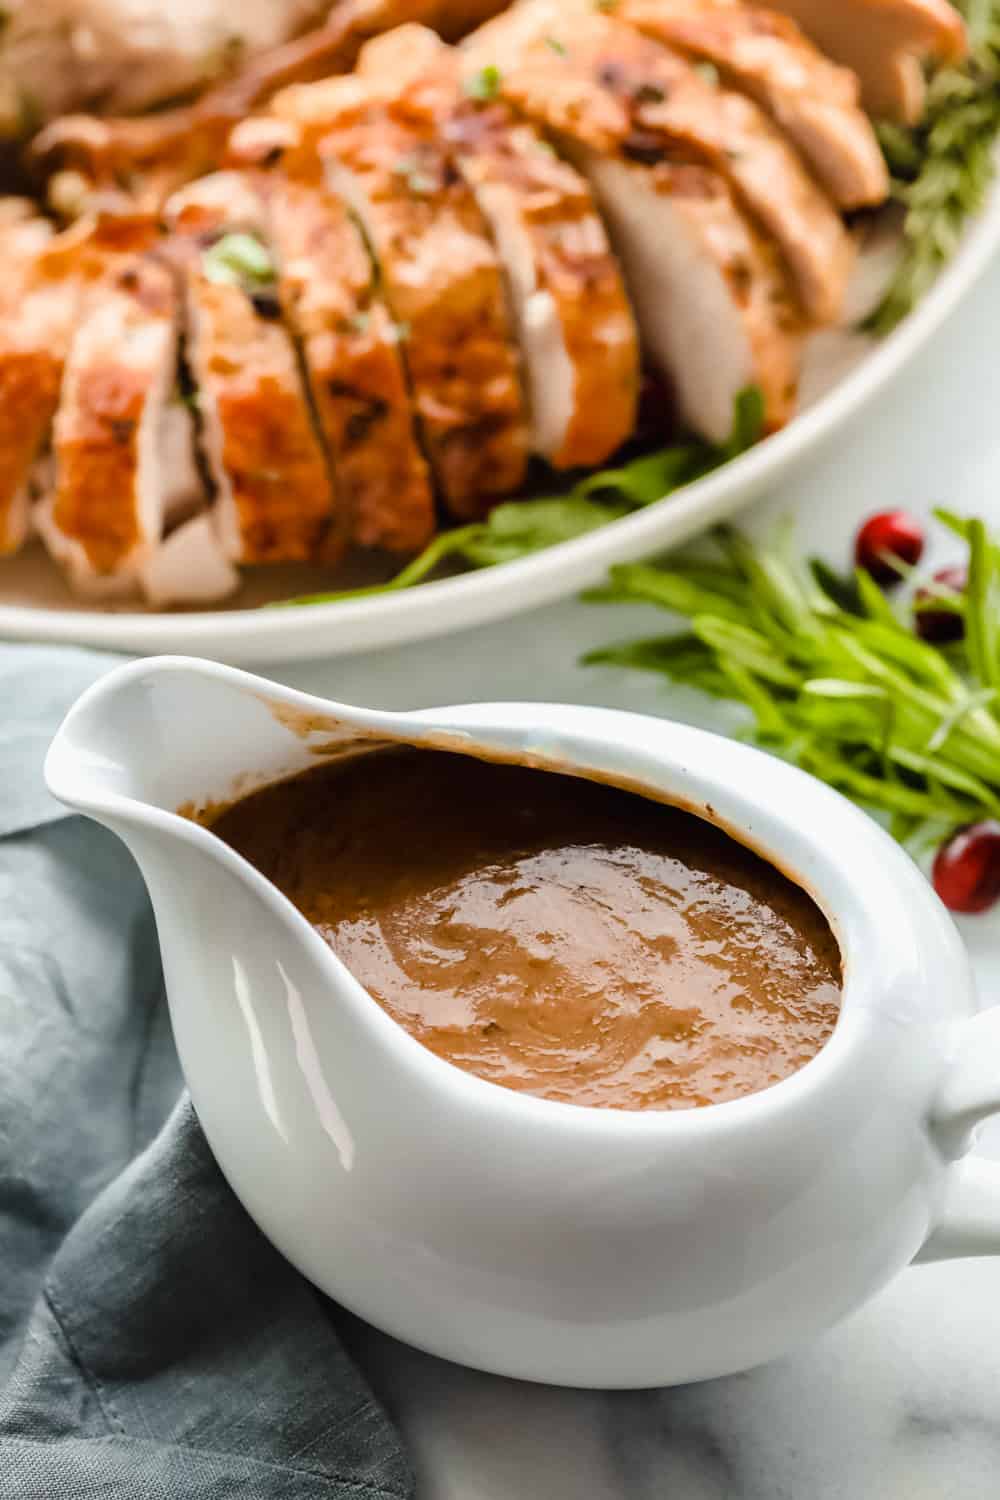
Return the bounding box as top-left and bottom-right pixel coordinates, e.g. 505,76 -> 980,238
918,1007 -> 1000,1261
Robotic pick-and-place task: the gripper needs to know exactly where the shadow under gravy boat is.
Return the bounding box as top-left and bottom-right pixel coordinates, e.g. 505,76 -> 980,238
46,656 -> 1000,1389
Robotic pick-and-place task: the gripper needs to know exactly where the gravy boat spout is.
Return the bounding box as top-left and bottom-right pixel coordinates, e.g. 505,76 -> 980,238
45,656 -> 1000,1390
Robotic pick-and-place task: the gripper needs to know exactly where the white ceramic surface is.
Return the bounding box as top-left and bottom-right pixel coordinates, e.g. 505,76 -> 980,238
4,185 -> 1000,662
45,658 -> 1000,1388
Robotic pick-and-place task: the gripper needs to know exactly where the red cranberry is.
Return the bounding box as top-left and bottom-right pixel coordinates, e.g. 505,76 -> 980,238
914,565 -> 967,643
854,510 -> 925,586
932,822 -> 1000,914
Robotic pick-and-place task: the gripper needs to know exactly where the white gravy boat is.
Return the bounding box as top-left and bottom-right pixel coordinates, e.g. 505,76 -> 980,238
46,656 -> 1000,1389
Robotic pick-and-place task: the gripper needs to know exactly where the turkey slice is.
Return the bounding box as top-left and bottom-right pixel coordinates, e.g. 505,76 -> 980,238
357,24 -> 639,469
165,173 -> 338,564
36,253 -> 184,595
597,0 -> 887,209
586,154 -> 802,442
226,122 -> 438,554
139,510 -> 239,607
272,72 -> 529,517
0,213 -> 158,558
464,1 -> 852,325
763,0 -> 967,124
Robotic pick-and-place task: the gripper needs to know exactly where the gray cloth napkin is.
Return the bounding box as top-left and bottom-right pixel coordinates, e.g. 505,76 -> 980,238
0,646 -> 412,1499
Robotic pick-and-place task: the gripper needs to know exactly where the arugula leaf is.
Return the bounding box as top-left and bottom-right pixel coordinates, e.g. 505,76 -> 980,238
586,563 -> 748,621
575,447 -> 706,504
721,386 -> 767,460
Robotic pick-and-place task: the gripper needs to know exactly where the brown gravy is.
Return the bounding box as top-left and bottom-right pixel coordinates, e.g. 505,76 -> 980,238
210,748 -> 842,1111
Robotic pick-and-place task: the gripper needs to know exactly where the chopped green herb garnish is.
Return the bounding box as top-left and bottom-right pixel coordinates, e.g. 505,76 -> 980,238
633,82 -> 666,106
202,232 -> 275,289
464,64 -> 503,102
271,388 -> 763,608
594,0 -> 619,10
344,310 -> 371,335
692,60 -> 720,87
546,35 -> 568,55
865,0 -> 1000,334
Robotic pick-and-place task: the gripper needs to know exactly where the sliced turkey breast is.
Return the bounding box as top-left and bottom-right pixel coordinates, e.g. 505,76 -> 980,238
596,0 -> 888,209
587,154 -> 802,441
2,0 -> 465,141
165,174 -> 337,564
35,253 -> 183,595
0,206 -> 53,265
464,2 -> 852,325
0,0 -> 329,137
159,395 -> 208,527
224,122 -> 437,553
355,24 -> 639,469
0,217 -> 58,553
139,510 -> 240,607
30,0 -> 510,216
137,393 -> 239,606
264,173 -> 437,552
0,213 -> 159,558
272,73 -> 528,516
764,0 -> 967,123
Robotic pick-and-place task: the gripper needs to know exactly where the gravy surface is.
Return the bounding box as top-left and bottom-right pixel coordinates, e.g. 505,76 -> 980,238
211,749 -> 842,1110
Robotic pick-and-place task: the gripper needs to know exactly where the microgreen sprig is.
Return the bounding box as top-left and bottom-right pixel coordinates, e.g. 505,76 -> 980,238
584,509 -> 1000,852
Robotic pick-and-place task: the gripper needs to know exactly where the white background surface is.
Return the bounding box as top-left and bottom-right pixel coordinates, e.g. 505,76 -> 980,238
261,252 -> 1000,1497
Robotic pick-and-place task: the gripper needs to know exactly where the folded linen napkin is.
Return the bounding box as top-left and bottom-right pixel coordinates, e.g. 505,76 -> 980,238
0,646 -> 412,1499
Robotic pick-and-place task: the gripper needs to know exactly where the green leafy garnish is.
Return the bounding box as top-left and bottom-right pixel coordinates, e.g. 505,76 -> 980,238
464,64 -> 503,102
545,35 -> 568,56
272,387 -> 764,607
865,0 -> 1000,334
202,232 -> 275,289
585,510 -> 1000,850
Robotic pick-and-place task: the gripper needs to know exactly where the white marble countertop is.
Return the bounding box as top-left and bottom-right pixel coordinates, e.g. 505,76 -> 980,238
268,253 -> 1000,1499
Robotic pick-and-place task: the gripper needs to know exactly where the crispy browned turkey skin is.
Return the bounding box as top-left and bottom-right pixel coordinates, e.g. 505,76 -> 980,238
0,0 -> 916,605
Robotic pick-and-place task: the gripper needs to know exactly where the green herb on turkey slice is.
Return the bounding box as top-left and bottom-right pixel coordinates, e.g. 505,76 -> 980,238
583,513 -> 1000,852
465,64 -> 503,102
202,232 -> 276,289
865,0 -> 1000,334
272,387 -> 764,607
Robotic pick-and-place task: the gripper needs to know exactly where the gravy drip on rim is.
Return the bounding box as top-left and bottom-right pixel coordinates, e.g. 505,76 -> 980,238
210,747 -> 842,1110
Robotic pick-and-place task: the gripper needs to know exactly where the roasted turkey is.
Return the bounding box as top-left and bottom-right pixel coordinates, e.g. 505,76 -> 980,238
0,0 -> 968,605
